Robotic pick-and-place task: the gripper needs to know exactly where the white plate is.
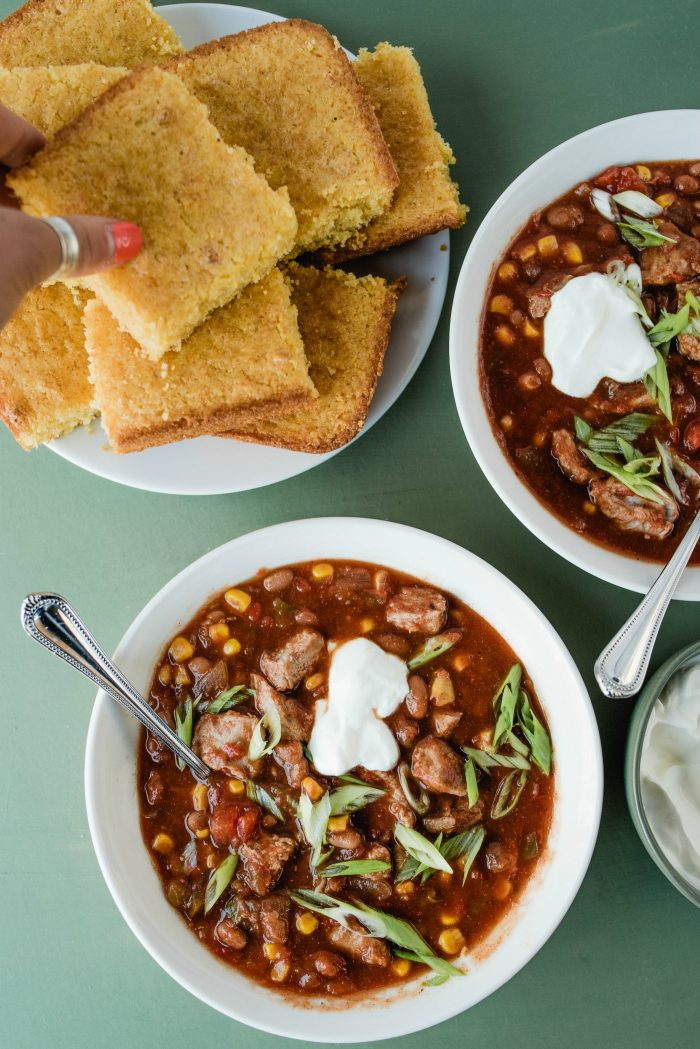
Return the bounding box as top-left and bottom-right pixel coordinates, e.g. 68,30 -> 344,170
85,517 -> 602,1042
450,110 -> 700,599
46,3 -> 450,496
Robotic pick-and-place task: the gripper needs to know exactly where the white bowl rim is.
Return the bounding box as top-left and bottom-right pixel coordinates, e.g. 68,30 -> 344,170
84,516 -> 603,1042
449,108 -> 700,600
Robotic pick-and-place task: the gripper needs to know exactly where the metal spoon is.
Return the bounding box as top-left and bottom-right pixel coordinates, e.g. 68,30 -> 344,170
595,507 -> 700,698
21,592 -> 211,779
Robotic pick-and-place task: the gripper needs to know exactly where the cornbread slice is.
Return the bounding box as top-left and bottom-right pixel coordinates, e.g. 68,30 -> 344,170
225,263 -> 404,453
84,269 -> 317,454
321,44 -> 467,262
0,284 -> 95,450
9,66 -> 298,360
0,63 -> 126,137
170,19 -> 399,255
0,0 -> 182,68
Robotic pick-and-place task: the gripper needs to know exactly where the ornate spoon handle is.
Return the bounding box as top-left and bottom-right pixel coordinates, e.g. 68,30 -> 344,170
21,592 -> 210,780
594,508 -> 700,698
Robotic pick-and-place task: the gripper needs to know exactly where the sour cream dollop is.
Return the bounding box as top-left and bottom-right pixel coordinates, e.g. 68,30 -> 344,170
543,272 -> 655,397
309,637 -> 408,776
640,663 -> 700,891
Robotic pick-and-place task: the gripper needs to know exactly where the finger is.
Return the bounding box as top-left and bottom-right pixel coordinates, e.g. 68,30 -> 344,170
38,214 -> 142,278
0,103 -> 46,167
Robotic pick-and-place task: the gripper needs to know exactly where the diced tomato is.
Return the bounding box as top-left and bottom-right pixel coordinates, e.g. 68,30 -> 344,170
209,801 -> 260,847
246,601 -> 262,623
236,807 -> 260,842
593,165 -> 647,195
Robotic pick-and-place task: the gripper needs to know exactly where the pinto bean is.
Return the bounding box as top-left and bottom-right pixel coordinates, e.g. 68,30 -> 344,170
263,569 -> 294,593
216,919 -> 247,949
684,418 -> 700,452
545,203 -> 584,230
313,951 -> 347,978
675,175 -> 700,196
517,371 -> 541,392
406,675 -> 429,719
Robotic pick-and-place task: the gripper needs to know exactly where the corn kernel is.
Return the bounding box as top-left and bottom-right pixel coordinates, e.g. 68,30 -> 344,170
208,622 -> 230,642
158,664 -> 172,686
192,784 -> 209,811
438,928 -> 466,955
655,193 -> 675,208
195,828 -> 210,840
328,815 -> 349,832
263,943 -> 283,960
513,242 -> 536,261
500,414 -> 514,432
636,164 -> 652,181
224,588 -> 251,613
439,870 -> 453,883
583,500 -> 596,515
205,851 -> 218,869
492,877 -> 513,901
302,777 -> 324,801
474,729 -> 493,750
452,653 -> 471,673
271,959 -> 290,982
532,430 -> 547,449
296,913 -> 319,935
360,617 -> 375,634
490,294 -> 513,315
522,319 -> 540,339
498,261 -> 517,280
537,234 -> 559,257
391,958 -> 411,978
395,881 -> 415,897
431,669 -> 455,707
305,673 -> 324,691
223,638 -> 241,657
152,833 -> 174,855
563,241 -> 583,265
227,779 -> 246,796
495,325 -> 515,347
175,666 -> 191,686
169,636 -> 194,663
311,562 -> 334,580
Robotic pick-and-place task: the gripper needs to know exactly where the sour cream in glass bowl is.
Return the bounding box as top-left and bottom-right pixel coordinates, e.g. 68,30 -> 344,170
449,109 -> 700,599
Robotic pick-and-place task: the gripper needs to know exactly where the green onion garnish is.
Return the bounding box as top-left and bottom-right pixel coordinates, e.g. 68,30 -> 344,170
395,824 -> 451,878
521,832 -> 539,860
617,216 -> 677,249
247,706 -> 282,760
492,664 -> 522,750
574,413 -> 657,454
643,348 -> 673,424
204,853 -> 238,914
392,948 -> 462,987
397,762 -> 431,815
200,684 -> 254,715
407,630 -> 461,671
491,770 -> 528,819
174,697 -> 193,772
321,858 -> 391,878
329,783 -> 385,815
462,745 -> 530,772
297,790 -> 331,868
517,691 -> 552,775
464,756 -> 479,808
246,780 -> 283,820
440,825 -> 485,885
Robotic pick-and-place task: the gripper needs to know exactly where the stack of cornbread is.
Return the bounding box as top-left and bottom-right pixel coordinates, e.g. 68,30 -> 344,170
0,0 -> 466,455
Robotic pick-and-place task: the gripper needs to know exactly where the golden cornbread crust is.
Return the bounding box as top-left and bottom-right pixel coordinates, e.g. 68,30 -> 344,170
84,269 -> 317,454
169,19 -> 399,254
320,43 -> 467,262
0,63 -> 127,137
0,0 -> 182,68
225,263 -> 404,453
9,65 -> 298,360
0,284 -> 95,451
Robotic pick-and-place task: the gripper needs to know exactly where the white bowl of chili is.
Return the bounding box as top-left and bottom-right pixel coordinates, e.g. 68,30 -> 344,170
84,517 -> 601,1041
450,110 -> 700,598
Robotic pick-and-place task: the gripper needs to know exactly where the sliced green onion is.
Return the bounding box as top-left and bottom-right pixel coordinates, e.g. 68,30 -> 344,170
574,413 -> 658,454
407,630 -> 461,671
200,684 -> 254,715
247,706 -> 282,760
246,780 -> 283,821
174,697 -> 194,772
288,889 -> 434,958
443,825 -> 485,885
618,216 -> 677,249
655,438 -> 683,502
204,853 -> 238,914
464,757 -> 479,808
492,664 -> 521,749
517,691 -> 552,775
397,762 -> 431,814
612,190 -> 663,219
392,948 -> 462,987
521,832 -> 539,860
321,858 -> 391,878
462,745 -> 530,772
394,824 -> 452,875
491,770 -> 528,819
337,773 -> 370,786
582,447 -> 667,503
329,783 -> 385,815
506,730 -> 530,757
649,303 -> 691,349
297,790 -> 331,868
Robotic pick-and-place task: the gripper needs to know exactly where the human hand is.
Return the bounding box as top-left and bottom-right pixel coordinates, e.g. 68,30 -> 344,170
0,103 -> 142,328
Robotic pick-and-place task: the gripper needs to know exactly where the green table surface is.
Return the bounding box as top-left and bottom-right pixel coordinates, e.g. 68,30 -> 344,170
2,0 -> 699,1045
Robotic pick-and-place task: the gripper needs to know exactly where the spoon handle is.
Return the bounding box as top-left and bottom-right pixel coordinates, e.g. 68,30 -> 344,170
21,592 -> 210,780
594,509 -> 700,698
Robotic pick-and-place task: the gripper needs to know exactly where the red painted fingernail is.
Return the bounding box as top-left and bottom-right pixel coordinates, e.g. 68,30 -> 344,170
110,222 -> 142,263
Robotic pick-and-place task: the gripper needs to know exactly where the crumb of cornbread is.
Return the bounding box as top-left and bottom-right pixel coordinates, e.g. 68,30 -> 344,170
84,268 -> 317,454
9,65 -> 298,360
224,262 -> 404,453
169,19 -> 399,255
320,43 -> 467,262
0,0 -> 182,68
0,284 -> 95,450
0,63 -> 127,137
